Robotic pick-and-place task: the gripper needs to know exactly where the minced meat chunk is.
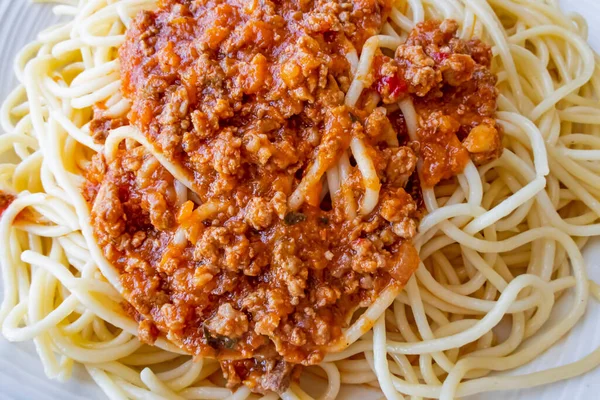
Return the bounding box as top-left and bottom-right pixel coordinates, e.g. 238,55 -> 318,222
204,303 -> 249,339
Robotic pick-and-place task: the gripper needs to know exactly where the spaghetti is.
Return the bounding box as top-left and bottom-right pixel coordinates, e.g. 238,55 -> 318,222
1,0 -> 600,399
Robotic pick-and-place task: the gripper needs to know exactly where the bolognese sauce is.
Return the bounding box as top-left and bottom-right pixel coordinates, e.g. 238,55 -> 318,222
0,192 -> 15,217
369,20 -> 502,186
85,0 -> 501,394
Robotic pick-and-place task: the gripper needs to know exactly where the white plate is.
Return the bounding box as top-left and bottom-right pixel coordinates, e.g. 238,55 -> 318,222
1,1 -> 600,399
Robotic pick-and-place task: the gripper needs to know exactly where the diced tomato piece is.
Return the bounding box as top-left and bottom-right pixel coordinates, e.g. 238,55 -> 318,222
431,52 -> 449,63
376,75 -> 408,99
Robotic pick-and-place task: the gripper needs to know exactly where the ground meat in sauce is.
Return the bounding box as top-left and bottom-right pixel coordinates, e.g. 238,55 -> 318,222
85,1 -> 501,393
89,112 -> 128,144
370,20 -> 502,186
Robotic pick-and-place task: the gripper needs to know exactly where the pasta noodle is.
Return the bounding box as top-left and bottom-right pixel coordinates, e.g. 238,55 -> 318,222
2,0 -> 600,399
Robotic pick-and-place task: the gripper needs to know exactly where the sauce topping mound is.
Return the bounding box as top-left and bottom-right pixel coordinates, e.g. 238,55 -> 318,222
85,0 -> 500,393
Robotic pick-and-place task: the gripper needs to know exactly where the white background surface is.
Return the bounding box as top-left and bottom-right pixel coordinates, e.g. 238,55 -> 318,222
1,1 -> 600,399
